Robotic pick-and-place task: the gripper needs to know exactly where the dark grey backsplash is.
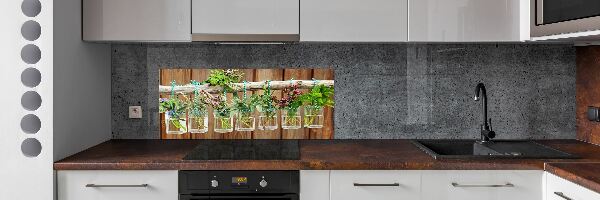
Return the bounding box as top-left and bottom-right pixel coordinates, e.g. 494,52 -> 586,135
111,43 -> 576,139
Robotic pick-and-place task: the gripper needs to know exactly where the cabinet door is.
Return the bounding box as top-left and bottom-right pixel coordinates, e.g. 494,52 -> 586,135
545,172 -> 600,200
409,0 -> 529,42
82,0 -> 191,42
57,170 -> 178,200
421,170 -> 543,200
330,170 -> 420,200
300,170 -> 330,200
192,0 -> 299,39
301,0 -> 408,42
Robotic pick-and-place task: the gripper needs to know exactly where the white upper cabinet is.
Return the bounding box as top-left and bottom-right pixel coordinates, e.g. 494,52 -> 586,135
409,0 -> 530,42
191,0 -> 300,41
80,0 -> 532,42
83,0 -> 191,42
300,0 -> 409,42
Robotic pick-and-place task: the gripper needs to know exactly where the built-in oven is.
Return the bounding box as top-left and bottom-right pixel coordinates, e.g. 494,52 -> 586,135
532,0 -> 600,37
179,171 -> 299,200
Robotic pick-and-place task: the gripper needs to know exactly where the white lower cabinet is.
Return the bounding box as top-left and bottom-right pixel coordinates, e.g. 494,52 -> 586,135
56,170 -> 599,200
301,170 -> 330,200
330,170 -> 421,200
421,170 -> 543,200
57,170 -> 178,200
545,172 -> 600,200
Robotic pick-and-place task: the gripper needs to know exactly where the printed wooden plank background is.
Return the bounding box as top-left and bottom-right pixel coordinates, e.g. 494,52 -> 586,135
159,68 -> 334,139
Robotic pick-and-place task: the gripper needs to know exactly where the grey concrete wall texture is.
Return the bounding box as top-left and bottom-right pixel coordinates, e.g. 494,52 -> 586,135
111,43 -> 576,139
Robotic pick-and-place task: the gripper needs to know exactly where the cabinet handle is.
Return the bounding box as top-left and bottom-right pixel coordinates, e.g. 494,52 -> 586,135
353,183 -> 400,187
451,182 -> 514,188
85,184 -> 149,188
553,192 -> 573,200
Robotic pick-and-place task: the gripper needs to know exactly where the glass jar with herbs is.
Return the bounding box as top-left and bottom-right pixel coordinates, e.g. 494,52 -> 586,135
159,96 -> 188,134
300,84 -> 334,128
232,91 -> 258,132
277,84 -> 303,129
201,69 -> 244,133
256,81 -> 278,130
214,109 -> 233,133
205,92 -> 233,133
187,81 -> 209,133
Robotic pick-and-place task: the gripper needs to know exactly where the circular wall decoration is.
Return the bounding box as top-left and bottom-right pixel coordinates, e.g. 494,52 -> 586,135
21,0 -> 41,17
20,114 -> 41,134
21,0 -> 43,160
21,91 -> 42,111
21,138 -> 42,157
21,68 -> 41,87
21,20 -> 41,41
21,44 -> 41,64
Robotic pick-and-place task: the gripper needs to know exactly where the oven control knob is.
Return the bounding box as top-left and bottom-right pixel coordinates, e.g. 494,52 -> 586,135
259,179 -> 268,188
211,180 -> 219,188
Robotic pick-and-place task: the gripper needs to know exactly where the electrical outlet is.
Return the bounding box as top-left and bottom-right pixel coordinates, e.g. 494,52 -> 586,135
129,106 -> 142,119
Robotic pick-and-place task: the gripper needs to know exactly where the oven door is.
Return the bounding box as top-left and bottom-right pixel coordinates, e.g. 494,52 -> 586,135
532,0 -> 600,37
179,194 -> 299,200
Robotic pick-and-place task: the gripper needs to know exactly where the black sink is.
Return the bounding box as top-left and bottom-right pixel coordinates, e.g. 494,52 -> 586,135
412,140 -> 578,160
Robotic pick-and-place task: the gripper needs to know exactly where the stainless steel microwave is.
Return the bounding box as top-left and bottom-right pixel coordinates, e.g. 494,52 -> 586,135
532,0 -> 600,37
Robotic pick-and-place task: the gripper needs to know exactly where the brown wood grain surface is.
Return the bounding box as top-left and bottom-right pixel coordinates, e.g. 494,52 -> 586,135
159,68 -> 335,140
55,139 -> 600,171
576,46 -> 600,145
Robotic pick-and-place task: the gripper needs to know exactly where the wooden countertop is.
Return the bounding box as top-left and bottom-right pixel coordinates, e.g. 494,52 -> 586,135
545,162 -> 600,194
54,139 -> 600,193
54,139 -> 600,171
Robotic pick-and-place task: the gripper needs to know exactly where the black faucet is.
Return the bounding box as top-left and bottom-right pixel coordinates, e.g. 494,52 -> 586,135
474,83 -> 495,142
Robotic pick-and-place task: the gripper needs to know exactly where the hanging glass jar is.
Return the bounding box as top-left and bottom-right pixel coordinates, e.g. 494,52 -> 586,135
187,80 -> 209,134
165,111 -> 187,134
188,112 -> 208,133
304,106 -> 324,128
160,81 -> 189,134
231,80 -> 257,131
258,111 -> 278,130
281,108 -> 301,129
214,111 -> 233,133
236,111 -> 256,131
257,80 -> 278,130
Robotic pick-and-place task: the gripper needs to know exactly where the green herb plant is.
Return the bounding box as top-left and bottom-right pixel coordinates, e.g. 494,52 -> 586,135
256,83 -> 278,128
203,69 -> 244,91
299,84 -> 334,127
202,91 -> 233,131
299,84 -> 334,108
186,81 -> 209,131
276,84 -> 303,127
232,93 -> 259,129
159,94 -> 188,132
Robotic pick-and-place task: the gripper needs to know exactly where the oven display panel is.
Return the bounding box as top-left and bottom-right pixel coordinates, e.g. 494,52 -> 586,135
232,177 -> 248,186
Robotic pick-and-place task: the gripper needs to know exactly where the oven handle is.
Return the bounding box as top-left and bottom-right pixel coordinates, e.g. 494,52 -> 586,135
180,194 -> 298,200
